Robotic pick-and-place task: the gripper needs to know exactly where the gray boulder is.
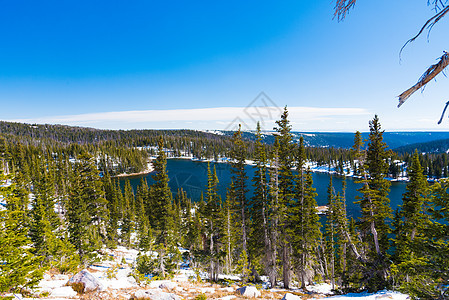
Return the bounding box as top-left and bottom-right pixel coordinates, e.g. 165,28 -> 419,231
133,289 -> 181,300
237,286 -> 261,298
282,293 -> 301,300
159,281 -> 177,290
67,269 -> 104,293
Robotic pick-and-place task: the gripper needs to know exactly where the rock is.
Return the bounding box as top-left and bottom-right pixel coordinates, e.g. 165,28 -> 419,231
200,287 -> 215,293
159,281 -> 177,290
133,289 -> 181,300
127,275 -> 137,285
282,293 -> 301,300
375,294 -> 393,299
237,286 -> 261,298
67,269 -> 104,293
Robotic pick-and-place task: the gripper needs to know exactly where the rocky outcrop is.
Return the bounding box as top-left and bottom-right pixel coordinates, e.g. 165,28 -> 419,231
67,269 -> 104,293
133,289 -> 181,300
236,286 -> 261,298
282,293 -> 301,300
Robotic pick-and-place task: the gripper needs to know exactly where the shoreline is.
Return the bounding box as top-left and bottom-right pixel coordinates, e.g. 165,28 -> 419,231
165,156 -> 413,182
113,161 -> 154,178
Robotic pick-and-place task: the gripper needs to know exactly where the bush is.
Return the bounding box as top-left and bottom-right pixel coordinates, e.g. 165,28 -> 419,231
194,294 -> 207,300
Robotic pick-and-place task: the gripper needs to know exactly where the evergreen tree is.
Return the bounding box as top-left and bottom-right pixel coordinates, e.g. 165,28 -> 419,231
221,186 -> 238,274
249,122 -> 269,278
136,178 -> 153,252
147,137 -> 178,278
393,150 -> 430,290
291,169 -> 322,288
67,152 -> 108,263
121,180 -> 135,247
324,176 -> 337,288
273,106 -> 295,288
149,137 -> 174,244
230,125 -> 249,262
355,115 -> 392,290
0,171 -> 44,294
204,163 -> 221,281
103,174 -> 120,247
266,138 -> 281,288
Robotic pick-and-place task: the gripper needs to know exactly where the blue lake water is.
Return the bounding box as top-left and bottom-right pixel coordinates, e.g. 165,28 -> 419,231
123,159 -> 407,218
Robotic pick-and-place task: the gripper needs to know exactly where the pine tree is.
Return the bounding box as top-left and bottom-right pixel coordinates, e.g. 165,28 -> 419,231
103,174 -> 120,247
67,152 -> 108,263
230,125 -> 249,262
136,178 -> 153,252
402,177 -> 449,299
350,131 -> 364,177
0,170 -> 44,294
204,163 -> 221,281
355,115 -> 392,290
147,137 -> 178,278
291,169 -> 322,288
121,180 -> 135,247
221,186 -> 238,274
266,138 -> 281,288
273,106 -> 295,289
324,176 -> 337,288
249,122 -> 269,279
149,137 -> 174,245
393,150 -> 430,289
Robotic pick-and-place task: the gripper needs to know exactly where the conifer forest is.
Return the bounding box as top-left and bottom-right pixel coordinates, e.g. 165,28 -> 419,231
1,110 -> 448,299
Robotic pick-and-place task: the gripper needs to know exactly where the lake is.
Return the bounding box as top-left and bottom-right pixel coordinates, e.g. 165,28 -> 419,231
123,159 -> 407,218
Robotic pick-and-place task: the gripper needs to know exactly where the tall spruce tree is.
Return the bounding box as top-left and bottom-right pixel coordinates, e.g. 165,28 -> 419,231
148,136 -> 177,278
121,179 -> 135,247
204,163 -> 221,281
249,122 -> 269,278
291,169 -> 322,288
273,106 -> 295,289
0,170 -> 43,294
267,137 -> 281,288
355,115 -> 392,290
393,150 -> 430,289
67,152 -> 108,263
230,125 -> 249,262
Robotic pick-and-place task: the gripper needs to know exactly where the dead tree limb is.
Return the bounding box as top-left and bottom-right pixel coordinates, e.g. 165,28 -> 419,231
400,5 -> 449,55
334,0 -> 357,21
398,52 -> 449,107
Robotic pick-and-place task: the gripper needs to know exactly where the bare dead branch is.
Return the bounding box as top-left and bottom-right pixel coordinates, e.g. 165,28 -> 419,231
438,101 -> 449,124
398,52 -> 449,107
334,0 -> 357,22
400,5 -> 449,56
428,0 -> 449,12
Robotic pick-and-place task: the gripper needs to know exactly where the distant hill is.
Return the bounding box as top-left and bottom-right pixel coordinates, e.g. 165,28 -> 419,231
217,130 -> 449,149
394,138 -> 449,154
2,120 -> 449,152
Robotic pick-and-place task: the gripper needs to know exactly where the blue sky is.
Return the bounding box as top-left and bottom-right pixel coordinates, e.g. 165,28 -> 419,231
1,0 -> 448,131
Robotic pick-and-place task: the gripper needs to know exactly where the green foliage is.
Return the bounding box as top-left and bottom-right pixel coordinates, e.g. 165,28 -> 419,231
136,245 -> 182,279
194,294 -> 207,300
230,125 -> 249,256
67,152 -> 108,264
236,249 -> 250,283
0,171 -> 44,294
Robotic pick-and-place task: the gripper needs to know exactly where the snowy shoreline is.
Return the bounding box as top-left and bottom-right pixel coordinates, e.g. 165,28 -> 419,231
164,155 -> 413,183
112,161 -> 154,178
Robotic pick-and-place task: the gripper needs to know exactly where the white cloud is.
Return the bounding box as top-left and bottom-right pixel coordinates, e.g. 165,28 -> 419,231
7,106 -> 371,131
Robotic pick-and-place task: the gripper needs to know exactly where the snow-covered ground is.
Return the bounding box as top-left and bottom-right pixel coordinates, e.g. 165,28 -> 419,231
6,245 -> 410,300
